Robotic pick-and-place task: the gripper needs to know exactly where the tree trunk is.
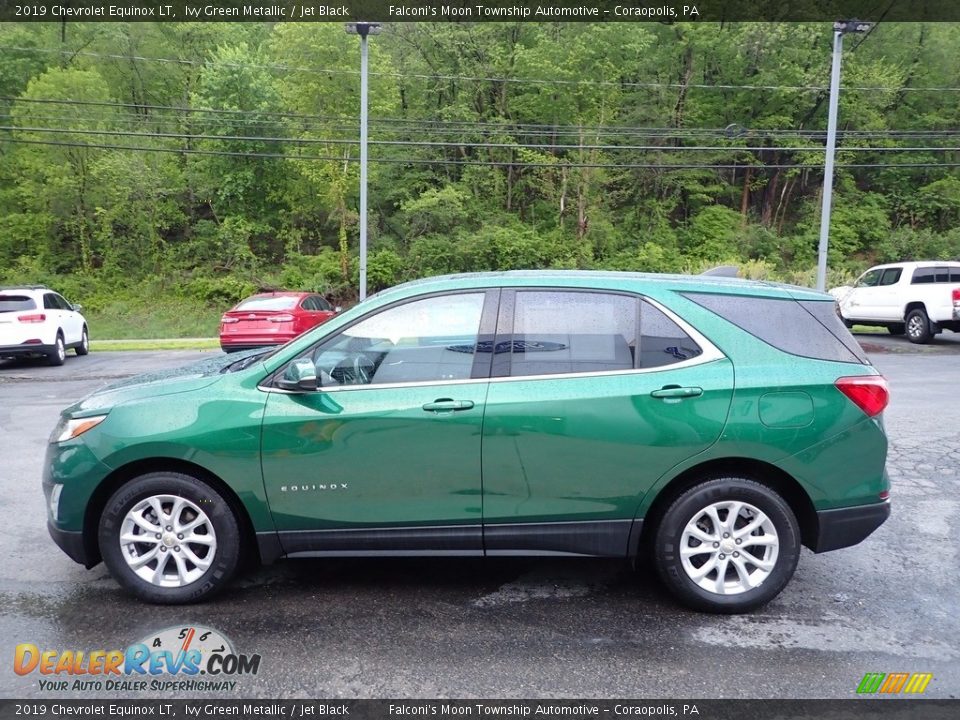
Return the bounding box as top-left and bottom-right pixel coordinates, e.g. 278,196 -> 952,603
673,40 -> 695,130
740,168 -> 752,225
760,166 -> 781,227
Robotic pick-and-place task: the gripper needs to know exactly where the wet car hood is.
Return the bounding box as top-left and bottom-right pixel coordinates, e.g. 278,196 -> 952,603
65,349 -> 266,416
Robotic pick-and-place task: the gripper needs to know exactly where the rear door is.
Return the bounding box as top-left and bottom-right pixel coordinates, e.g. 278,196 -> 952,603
42,293 -> 65,342
54,293 -> 83,344
480,289 -> 734,557
302,295 -> 336,331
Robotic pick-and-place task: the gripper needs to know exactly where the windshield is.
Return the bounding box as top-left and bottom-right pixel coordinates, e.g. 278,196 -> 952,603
235,296 -> 300,311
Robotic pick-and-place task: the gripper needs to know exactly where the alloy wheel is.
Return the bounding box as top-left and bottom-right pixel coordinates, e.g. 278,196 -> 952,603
679,500 -> 779,595
119,494 -> 218,588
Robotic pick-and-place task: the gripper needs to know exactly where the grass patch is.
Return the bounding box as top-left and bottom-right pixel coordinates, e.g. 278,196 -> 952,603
86,298 -> 223,340
851,325 -> 891,334
91,338 -> 220,352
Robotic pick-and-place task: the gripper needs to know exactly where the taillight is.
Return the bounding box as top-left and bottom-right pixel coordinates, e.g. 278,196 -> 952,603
268,314 -> 295,323
835,375 -> 889,417
952,288 -> 960,306
18,313 -> 46,323
221,315 -> 239,324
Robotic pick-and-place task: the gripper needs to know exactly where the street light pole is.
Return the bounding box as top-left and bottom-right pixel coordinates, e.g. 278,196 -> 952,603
816,29 -> 844,293
345,22 -> 381,301
816,20 -> 871,292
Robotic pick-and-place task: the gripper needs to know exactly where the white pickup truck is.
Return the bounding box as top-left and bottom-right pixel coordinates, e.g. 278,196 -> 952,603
830,261 -> 960,344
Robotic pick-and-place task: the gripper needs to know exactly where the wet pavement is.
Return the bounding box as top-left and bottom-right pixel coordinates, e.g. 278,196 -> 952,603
0,346 -> 958,699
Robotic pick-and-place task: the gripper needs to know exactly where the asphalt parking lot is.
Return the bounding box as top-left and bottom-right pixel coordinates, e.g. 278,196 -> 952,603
0,338 -> 958,699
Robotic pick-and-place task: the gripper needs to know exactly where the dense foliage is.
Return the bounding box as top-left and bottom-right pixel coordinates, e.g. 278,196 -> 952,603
2,21 -> 960,324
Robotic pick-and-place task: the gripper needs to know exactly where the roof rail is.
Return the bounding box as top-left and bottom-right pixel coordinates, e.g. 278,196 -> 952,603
0,284 -> 49,291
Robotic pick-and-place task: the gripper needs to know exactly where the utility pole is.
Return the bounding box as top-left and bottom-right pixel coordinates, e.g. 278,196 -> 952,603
345,22 -> 381,301
816,20 -> 872,292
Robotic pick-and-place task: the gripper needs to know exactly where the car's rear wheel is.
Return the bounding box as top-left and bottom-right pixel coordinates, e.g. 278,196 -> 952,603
906,308 -> 932,344
653,477 -> 800,613
98,472 -> 242,604
47,333 -> 66,366
76,326 -> 90,355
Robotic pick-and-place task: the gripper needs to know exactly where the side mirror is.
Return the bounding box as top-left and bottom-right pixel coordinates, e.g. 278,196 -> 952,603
72,303 -> 83,312
277,359 -> 318,392
334,306 -> 343,314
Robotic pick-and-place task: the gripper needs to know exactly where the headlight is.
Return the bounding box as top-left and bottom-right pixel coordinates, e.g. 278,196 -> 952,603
50,415 -> 108,443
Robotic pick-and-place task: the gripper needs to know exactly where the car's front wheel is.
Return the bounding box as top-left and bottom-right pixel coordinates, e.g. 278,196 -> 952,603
653,478 -> 800,613
98,472 -> 242,604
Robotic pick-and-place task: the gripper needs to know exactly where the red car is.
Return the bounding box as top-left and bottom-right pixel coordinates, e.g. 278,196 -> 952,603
219,291 -> 339,353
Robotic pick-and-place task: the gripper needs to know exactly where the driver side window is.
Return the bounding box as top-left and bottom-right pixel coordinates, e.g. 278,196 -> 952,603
307,293 -> 486,387
856,269 -> 882,288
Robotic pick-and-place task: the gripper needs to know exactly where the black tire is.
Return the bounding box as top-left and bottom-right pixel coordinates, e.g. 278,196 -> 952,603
887,323 -> 905,336
98,472 -> 242,604
75,326 -> 90,355
653,477 -> 801,614
905,308 -> 932,344
47,332 -> 66,366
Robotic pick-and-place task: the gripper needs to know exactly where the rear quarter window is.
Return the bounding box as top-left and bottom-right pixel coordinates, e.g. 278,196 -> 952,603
0,295 -> 37,312
684,293 -> 869,364
912,266 -> 959,284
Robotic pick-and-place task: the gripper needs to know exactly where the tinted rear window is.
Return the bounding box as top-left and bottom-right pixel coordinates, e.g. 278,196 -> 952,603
0,295 -> 36,312
912,266 -> 960,284
235,296 -> 299,311
684,293 -> 869,364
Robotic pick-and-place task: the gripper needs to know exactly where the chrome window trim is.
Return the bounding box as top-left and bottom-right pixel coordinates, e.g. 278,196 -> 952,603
259,292 -> 725,394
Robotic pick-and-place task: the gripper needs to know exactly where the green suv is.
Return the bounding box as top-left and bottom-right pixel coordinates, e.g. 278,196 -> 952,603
44,271 -> 890,613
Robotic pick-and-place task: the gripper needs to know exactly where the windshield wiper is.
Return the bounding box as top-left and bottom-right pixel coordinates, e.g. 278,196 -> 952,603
223,350 -> 271,373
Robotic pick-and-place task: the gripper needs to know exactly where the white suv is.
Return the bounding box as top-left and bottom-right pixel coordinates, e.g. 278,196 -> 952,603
0,285 -> 90,365
830,261 -> 960,344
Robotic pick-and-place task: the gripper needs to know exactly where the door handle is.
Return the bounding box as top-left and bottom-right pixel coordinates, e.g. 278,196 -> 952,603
422,399 -> 475,412
650,386 -> 703,399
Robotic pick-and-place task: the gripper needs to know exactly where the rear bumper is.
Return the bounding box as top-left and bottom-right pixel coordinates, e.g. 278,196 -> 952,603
0,343 -> 55,357
814,500 -> 890,553
220,332 -> 296,351
47,521 -> 96,568
220,340 -> 286,353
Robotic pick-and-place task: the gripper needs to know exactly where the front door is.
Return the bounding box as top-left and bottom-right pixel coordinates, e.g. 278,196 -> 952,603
840,268 -> 885,322
260,290 -> 497,555
481,290 -> 733,556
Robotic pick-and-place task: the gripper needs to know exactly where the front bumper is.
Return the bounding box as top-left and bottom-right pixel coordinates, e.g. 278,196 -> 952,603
814,500 -> 890,553
47,521 -> 96,567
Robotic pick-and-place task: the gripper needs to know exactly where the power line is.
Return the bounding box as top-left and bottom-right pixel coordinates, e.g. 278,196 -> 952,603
5,98 -> 960,144
5,136 -> 960,171
7,125 -> 960,154
5,44 -> 960,94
